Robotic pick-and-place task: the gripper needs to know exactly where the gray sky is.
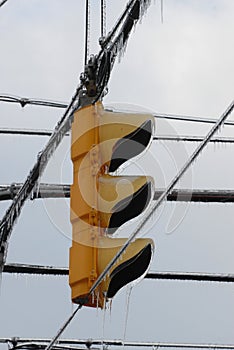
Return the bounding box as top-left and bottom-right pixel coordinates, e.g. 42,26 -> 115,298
0,0 -> 234,349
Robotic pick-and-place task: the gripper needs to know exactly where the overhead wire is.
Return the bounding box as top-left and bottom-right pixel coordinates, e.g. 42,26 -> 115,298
99,0 -> 136,50
1,94 -> 234,128
3,263 -> 234,283
0,0 -> 8,8
1,184 -> 234,203
84,0 -> 90,66
2,126 -> 234,145
2,338 -> 234,349
0,95 -> 67,108
101,0 -> 106,38
154,112 -> 234,126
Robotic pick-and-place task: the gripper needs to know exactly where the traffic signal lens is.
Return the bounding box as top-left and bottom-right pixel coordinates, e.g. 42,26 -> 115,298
109,119 -> 153,172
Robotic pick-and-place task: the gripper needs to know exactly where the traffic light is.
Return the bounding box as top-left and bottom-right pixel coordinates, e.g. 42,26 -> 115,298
69,102 -> 155,308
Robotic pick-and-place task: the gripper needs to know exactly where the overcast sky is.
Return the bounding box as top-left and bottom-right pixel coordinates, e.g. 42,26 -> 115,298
0,1 -> 234,349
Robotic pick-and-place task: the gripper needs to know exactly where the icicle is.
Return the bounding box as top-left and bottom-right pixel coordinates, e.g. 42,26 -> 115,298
91,291 -> 95,305
160,0 -> 164,23
108,299 -> 113,319
139,0 -> 151,20
102,292 -> 108,350
96,290 -> 100,315
122,285 -> 133,345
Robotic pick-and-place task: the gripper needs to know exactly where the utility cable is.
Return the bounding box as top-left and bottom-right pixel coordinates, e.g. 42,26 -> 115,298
101,0 -> 106,38
44,305 -> 83,350
3,264 -> 234,283
2,94 -> 234,128
2,127 -> 234,145
99,0 -> 136,50
0,0 -> 8,8
154,112 -> 234,126
0,95 -> 67,108
2,184 -> 234,203
2,338 -> 234,349
84,0 -> 90,66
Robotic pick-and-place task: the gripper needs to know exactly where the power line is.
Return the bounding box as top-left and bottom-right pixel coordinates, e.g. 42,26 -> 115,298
154,112 -> 234,126
84,0 -> 90,66
0,95 -> 67,109
3,264 -> 234,283
1,93 -> 234,128
3,126 -> 234,145
99,0 -> 136,50
2,183 -> 234,203
153,135 -> 234,143
1,338 -> 234,349
7,185 -> 234,203
100,0 -> 106,38
0,0 -> 8,8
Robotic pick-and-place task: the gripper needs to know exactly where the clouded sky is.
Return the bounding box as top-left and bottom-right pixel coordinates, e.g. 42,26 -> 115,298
0,1 -> 234,349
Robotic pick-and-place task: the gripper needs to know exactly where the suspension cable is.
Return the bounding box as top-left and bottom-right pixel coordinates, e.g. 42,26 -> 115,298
100,0 -> 136,49
0,94 -> 67,108
3,126 -> 234,145
84,0 -> 90,66
3,264 -> 234,283
0,0 -> 8,8
1,93 -> 234,127
101,0 -> 106,38
2,338 -> 234,350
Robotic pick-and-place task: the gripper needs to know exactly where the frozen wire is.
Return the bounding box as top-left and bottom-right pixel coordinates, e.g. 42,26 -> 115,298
2,94 -> 234,128
2,185 -> 234,203
84,0 -> 90,66
0,0 -> 8,8
3,264 -> 234,283
154,112 -> 234,126
3,127 -> 234,144
0,95 -> 67,109
44,305 -> 84,350
101,0 -> 106,37
2,338 -> 234,349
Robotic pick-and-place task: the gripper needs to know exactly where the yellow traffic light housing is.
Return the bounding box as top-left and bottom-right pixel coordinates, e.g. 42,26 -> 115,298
69,102 -> 155,308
